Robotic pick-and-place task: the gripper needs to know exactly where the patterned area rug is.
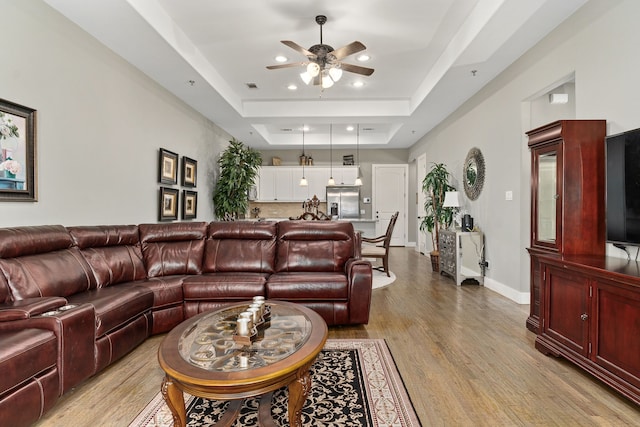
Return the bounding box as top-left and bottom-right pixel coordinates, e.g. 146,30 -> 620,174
130,339 -> 420,426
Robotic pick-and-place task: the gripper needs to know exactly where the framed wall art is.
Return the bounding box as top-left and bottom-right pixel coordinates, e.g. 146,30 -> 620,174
181,156 -> 197,187
182,190 -> 197,220
159,186 -> 179,221
158,148 -> 178,185
0,98 -> 37,201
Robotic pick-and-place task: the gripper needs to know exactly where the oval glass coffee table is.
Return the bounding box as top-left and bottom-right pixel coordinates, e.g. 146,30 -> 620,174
158,300 -> 328,427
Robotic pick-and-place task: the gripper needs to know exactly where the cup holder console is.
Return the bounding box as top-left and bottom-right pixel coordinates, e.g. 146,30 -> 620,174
41,304 -> 78,317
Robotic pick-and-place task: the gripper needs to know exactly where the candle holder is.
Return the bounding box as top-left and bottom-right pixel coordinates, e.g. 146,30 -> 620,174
233,301 -> 271,346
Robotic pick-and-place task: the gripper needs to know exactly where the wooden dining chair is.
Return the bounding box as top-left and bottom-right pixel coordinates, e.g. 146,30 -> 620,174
361,211 -> 399,277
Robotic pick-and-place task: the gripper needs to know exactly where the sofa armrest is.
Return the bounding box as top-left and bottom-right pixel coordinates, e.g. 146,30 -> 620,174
0,297 -> 68,322
345,259 -> 372,324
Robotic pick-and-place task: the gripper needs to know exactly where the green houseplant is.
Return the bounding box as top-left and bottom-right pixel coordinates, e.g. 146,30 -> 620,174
419,162 -> 455,271
213,138 -> 262,219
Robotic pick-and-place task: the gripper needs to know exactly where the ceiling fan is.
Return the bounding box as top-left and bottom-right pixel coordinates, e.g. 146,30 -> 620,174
266,15 -> 374,89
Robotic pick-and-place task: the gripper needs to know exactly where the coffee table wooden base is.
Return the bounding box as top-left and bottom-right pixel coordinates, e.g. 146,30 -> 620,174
158,302 -> 327,427
161,360 -> 314,427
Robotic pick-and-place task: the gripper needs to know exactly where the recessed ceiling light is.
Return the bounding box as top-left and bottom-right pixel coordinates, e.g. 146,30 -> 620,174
356,54 -> 370,62
302,126 -> 310,132
346,126 -> 355,132
287,84 -> 298,90
275,55 -> 288,63
352,81 -> 364,88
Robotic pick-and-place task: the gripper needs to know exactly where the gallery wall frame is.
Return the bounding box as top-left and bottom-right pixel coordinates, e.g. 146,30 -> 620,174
158,148 -> 178,185
0,98 -> 37,201
159,186 -> 179,221
181,156 -> 197,187
182,190 -> 197,220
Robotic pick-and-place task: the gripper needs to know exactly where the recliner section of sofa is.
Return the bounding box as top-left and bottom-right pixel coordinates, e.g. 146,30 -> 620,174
0,220 -> 372,426
183,221 -> 277,317
268,220 -> 372,325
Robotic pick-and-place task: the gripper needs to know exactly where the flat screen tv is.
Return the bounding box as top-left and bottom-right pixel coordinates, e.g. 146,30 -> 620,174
606,127 -> 640,245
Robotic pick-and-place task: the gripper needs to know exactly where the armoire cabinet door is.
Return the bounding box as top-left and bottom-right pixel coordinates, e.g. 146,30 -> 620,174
531,144 -> 562,252
543,264 -> 589,357
593,279 -> 640,389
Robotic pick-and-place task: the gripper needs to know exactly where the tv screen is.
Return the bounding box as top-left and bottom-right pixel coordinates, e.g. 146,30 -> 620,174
606,127 -> 640,245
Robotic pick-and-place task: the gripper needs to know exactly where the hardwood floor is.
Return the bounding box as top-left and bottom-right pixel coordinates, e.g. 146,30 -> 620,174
34,248 -> 639,426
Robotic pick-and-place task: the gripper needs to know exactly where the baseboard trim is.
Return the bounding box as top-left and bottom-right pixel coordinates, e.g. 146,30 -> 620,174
483,277 -> 530,305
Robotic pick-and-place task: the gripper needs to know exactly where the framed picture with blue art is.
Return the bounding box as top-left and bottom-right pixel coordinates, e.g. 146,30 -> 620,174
0,98 -> 37,201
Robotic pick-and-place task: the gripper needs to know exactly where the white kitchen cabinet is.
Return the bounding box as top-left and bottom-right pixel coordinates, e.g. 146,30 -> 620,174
305,168 -> 330,201
256,166 -> 358,202
332,166 -> 359,185
258,167 -> 293,201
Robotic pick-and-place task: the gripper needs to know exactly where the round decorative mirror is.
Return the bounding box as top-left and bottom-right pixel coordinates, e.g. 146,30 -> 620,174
463,147 -> 485,200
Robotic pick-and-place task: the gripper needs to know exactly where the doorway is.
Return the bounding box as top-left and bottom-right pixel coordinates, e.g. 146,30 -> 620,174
372,164 -> 408,246
416,154 -> 428,254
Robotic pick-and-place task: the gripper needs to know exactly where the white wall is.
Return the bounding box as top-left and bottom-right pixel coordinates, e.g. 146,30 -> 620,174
408,0 -> 640,303
0,0 -> 232,227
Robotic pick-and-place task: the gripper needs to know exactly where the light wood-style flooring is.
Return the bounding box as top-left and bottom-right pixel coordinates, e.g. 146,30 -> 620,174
34,248 -> 639,426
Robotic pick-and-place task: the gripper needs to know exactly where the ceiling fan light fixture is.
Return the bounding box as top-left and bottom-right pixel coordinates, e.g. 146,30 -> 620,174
329,66 -> 342,82
307,62 -> 320,77
300,71 -> 313,85
321,72 -> 334,88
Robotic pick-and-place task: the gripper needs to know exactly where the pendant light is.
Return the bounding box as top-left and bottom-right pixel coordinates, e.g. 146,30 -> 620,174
354,124 -> 363,186
328,124 -> 335,185
300,126 -> 308,186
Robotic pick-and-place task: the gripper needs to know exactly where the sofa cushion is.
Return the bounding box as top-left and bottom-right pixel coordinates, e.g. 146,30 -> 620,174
134,276 -> 184,309
0,328 -> 57,396
204,221 -> 277,273
68,225 -> 146,287
275,221 -> 355,273
139,222 -> 207,277
0,225 -> 71,259
266,272 -> 349,300
66,285 -> 153,337
183,273 -> 268,301
0,247 -> 96,300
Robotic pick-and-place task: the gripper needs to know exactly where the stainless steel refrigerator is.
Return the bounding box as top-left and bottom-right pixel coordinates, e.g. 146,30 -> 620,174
326,186 -> 360,219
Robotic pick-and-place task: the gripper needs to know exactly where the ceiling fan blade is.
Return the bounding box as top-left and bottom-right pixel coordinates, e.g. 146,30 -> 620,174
266,62 -> 307,70
332,41 -> 366,60
281,40 -> 315,58
340,62 -> 375,76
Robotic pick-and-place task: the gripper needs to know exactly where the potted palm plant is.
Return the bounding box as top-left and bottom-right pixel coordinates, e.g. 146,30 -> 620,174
213,138 -> 262,219
420,163 -> 455,272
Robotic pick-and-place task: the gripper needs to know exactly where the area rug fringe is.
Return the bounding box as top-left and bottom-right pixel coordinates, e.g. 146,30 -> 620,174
129,339 -> 420,427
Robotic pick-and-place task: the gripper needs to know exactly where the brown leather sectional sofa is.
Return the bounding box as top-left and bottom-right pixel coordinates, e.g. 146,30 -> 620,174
0,220 -> 372,426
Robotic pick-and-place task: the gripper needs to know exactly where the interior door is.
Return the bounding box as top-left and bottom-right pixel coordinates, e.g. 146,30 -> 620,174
417,154 -> 428,254
372,164 -> 407,246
